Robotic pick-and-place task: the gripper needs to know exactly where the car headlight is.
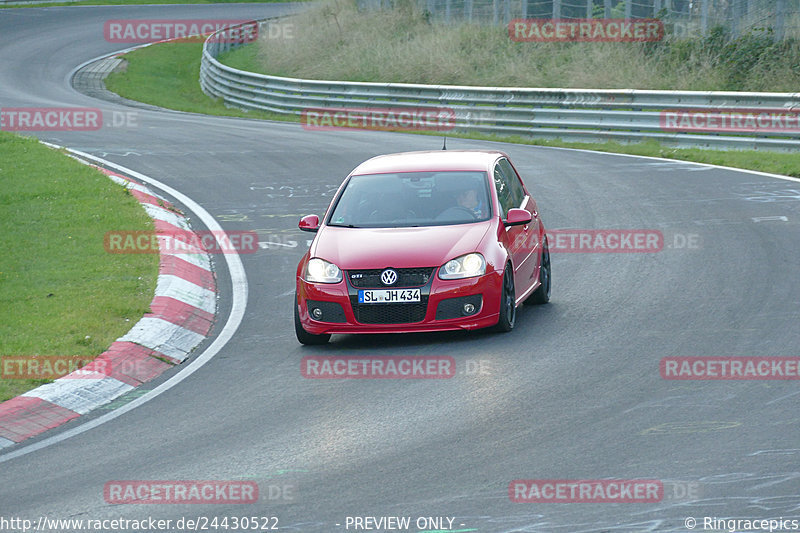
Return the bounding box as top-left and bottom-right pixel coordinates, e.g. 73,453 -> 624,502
305,258 -> 342,283
439,253 -> 486,280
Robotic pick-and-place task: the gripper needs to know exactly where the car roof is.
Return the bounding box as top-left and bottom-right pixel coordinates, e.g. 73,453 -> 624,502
351,150 -> 508,175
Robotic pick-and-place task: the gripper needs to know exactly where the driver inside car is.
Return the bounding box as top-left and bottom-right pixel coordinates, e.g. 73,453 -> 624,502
457,187 -> 484,218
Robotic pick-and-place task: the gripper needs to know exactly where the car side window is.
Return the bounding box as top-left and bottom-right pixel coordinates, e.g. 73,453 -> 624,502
498,158 -> 526,208
493,165 -> 515,217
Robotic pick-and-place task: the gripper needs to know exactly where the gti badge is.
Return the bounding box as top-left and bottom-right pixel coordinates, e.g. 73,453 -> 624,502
381,268 -> 398,286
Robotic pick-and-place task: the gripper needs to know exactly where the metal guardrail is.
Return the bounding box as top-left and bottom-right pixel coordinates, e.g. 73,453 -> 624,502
200,21 -> 800,151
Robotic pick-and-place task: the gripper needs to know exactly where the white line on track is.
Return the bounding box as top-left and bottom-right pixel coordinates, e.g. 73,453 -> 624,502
535,144 -> 800,184
0,148 -> 249,464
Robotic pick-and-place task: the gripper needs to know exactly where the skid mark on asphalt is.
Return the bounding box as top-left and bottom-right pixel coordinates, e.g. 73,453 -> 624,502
749,449 -> 800,456
97,389 -> 150,410
622,393 -> 739,415
639,421 -> 742,435
248,183 -> 339,198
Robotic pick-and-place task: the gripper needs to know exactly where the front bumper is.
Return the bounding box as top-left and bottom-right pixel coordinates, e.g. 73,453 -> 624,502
296,269 -> 503,335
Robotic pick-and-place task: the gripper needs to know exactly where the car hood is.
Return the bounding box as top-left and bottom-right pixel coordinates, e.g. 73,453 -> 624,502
312,223 -> 492,269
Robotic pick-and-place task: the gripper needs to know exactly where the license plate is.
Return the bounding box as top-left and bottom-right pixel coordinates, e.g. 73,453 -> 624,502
358,288 -> 421,304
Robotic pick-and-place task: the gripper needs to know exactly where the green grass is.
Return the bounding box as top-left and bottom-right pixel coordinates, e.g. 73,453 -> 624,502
105,39 -> 293,122
2,0 -> 302,9
0,133 -> 158,402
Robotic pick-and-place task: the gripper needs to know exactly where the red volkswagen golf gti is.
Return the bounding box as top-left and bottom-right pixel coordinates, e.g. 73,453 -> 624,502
294,150 -> 551,344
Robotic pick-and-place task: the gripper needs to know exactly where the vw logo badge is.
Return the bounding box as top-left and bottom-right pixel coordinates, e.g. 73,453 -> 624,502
380,269 -> 398,286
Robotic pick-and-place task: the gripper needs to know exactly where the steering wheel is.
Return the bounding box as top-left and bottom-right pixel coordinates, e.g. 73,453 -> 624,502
368,209 -> 417,220
436,206 -> 477,221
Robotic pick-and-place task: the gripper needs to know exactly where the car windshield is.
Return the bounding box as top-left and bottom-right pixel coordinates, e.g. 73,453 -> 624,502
327,171 -> 492,228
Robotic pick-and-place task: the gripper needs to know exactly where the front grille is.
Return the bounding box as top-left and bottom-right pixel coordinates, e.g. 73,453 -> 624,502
350,296 -> 429,324
347,267 -> 435,289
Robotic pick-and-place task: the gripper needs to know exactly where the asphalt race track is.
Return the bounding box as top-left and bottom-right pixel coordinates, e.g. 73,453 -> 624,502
1,5 -> 800,532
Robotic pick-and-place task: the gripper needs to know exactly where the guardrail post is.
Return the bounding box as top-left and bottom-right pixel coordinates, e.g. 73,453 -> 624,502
775,0 -> 786,40
504,0 -> 511,23
553,0 -> 561,19
700,0 -> 709,35
521,0 -> 528,18
466,0 -> 474,21
586,0 -> 593,18
624,0 -> 631,19
604,0 -> 611,18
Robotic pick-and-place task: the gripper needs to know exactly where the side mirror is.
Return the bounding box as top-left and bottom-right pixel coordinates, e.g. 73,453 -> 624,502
503,208 -> 532,227
299,214 -> 320,233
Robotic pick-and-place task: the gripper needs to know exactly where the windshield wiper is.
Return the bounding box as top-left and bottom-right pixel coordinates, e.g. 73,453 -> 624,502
327,223 -> 360,228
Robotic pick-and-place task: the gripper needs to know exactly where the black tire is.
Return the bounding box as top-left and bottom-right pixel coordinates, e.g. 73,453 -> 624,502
294,294 -> 331,345
526,237 -> 551,305
494,265 -> 516,332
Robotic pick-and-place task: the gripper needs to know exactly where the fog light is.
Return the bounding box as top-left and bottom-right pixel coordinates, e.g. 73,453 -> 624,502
311,307 -> 323,320
463,303 -> 476,315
